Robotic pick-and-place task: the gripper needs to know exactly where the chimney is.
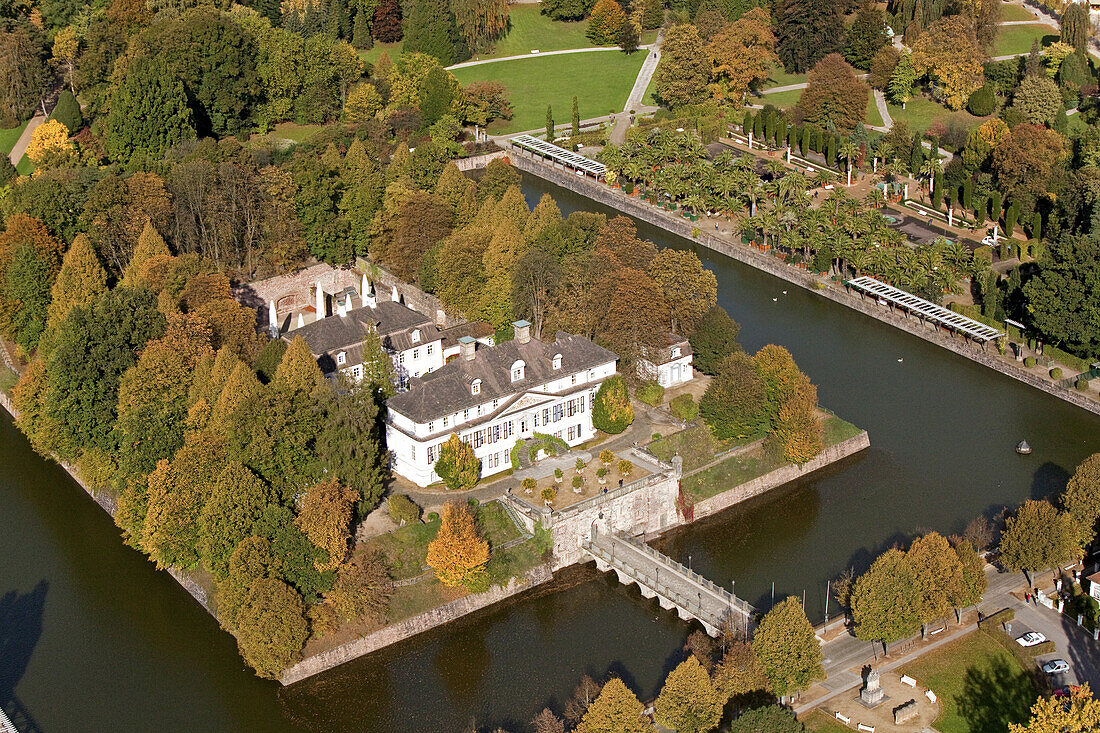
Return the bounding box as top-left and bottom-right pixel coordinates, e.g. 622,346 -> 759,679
361,272 -> 371,307
337,295 -> 347,318
268,300 -> 278,332
315,282 -> 325,320
391,285 -> 400,303
513,320 -> 531,345
458,336 -> 476,361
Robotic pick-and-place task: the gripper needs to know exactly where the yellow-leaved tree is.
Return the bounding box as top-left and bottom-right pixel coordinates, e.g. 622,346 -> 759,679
295,478 -> 359,571
25,119 -> 74,167
426,501 -> 489,587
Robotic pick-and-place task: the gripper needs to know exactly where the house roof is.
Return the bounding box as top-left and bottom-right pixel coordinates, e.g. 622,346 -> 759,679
387,331 -> 617,424
643,333 -> 693,364
288,301 -> 435,357
439,321 -> 496,349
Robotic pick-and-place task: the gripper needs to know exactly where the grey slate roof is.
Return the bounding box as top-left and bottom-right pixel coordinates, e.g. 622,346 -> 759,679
387,331 -> 618,424
287,301 -> 436,357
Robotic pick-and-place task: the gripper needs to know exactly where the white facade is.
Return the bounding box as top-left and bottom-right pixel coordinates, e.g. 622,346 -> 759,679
638,343 -> 694,388
387,360 -> 617,488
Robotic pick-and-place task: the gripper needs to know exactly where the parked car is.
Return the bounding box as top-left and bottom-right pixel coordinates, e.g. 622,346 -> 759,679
1053,685 -> 1081,697
1041,659 -> 1070,675
1016,632 -> 1047,647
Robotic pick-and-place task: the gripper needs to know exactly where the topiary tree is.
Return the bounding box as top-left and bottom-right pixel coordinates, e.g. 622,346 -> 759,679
434,433 -> 481,490
387,494 -> 421,525
50,89 -> 83,134
541,485 -> 558,503
522,477 -> 537,494
966,84 -> 995,117
618,459 -> 634,476
576,457 -> 586,473
670,394 -> 698,421
592,375 -> 634,434
599,448 -> 615,465
572,475 -> 583,492
637,380 -> 664,406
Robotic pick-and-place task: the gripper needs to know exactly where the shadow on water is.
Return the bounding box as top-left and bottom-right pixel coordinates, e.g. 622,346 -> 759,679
0,581 -> 47,733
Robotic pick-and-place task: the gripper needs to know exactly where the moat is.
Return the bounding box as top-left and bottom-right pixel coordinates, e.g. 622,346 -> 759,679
1,173 -> 1099,732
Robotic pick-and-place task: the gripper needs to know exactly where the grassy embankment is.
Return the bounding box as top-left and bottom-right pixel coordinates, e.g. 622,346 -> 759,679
650,414 -> 863,504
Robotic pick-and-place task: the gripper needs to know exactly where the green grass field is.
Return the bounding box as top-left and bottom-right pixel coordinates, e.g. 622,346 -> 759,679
802,710 -> 851,732
992,23 -> 1058,56
887,96 -> 982,133
763,63 -> 807,90
999,1 -> 1040,21
451,50 -> 646,133
15,157 -> 32,176
901,631 -> 1038,733
0,119 -> 28,156
358,8 -> 655,68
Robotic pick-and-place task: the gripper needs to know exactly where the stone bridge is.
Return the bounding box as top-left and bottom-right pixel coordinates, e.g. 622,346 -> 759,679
582,525 -> 754,637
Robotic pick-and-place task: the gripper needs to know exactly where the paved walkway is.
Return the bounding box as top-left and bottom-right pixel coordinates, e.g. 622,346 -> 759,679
9,114 -> 44,167
873,89 -> 893,130
447,45 -> 624,70
612,30 -> 665,144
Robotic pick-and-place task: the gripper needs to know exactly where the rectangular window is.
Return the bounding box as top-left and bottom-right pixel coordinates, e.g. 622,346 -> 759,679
503,421 -> 513,439
477,404 -> 483,416
542,408 -> 550,424
520,419 -> 529,433
580,395 -> 585,412
473,431 -> 484,448
427,344 -> 433,355
553,404 -> 564,422
443,416 -> 449,428
413,348 -> 420,359
428,421 -> 434,433
398,353 -> 406,364
336,352 -> 346,366
427,445 -> 435,463
571,374 -> 577,386
463,409 -> 470,421
492,399 -> 499,410
492,425 -> 500,443
568,425 -> 577,441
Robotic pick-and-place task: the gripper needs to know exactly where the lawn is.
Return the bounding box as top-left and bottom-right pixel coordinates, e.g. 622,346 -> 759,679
0,119 -> 28,156
15,156 -> 32,176
648,424 -> 734,472
762,63 -> 807,90
864,89 -> 883,127
451,50 -> 646,133
901,630 -> 1038,733
270,122 -> 322,143
682,444 -> 783,502
887,96 -> 981,134
992,23 -> 1058,57
999,1 -> 1039,21
802,710 -> 851,732
823,414 -> 862,445
757,88 -> 882,127
0,365 -> 17,395
358,41 -> 402,69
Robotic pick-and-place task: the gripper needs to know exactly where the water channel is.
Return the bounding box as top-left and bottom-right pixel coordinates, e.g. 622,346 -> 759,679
1,172 -> 1099,732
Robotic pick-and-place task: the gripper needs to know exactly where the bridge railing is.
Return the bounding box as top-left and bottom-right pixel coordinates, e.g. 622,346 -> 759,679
609,529 -> 754,615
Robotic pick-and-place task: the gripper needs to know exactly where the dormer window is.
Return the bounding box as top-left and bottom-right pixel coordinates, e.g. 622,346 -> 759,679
411,329 -> 421,343
552,353 -> 562,370
471,379 -> 481,395
672,346 -> 681,358
511,360 -> 525,382
336,351 -> 346,366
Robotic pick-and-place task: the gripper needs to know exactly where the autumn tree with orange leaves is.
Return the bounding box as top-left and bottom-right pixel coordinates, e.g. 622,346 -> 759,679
426,501 -> 489,588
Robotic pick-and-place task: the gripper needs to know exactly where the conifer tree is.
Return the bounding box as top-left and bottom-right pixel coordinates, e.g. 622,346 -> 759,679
272,336 -> 326,399
592,375 -> 634,434
426,500 -> 489,586
44,234 -> 107,339
295,478 -> 359,571
122,221 -> 171,288
200,462 -> 272,579
546,104 -> 555,141
572,95 -> 581,137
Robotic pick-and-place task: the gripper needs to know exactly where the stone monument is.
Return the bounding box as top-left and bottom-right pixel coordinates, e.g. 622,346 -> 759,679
859,666 -> 886,708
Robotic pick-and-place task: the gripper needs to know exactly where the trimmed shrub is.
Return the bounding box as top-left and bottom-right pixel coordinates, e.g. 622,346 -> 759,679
50,90 -> 83,134
1024,356 -> 1036,368
1076,380 -> 1090,392
0,155 -> 15,186
1050,367 -> 1063,379
467,497 -> 479,507
1029,640 -> 1056,656
426,512 -> 439,523
978,607 -> 1014,628
669,394 -> 698,421
592,375 -> 634,434
637,380 -> 664,406
387,494 -> 421,525
510,439 -> 526,470
967,85 -> 996,117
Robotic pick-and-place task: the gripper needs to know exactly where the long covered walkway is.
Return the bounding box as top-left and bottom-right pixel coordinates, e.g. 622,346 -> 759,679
847,276 -> 1003,342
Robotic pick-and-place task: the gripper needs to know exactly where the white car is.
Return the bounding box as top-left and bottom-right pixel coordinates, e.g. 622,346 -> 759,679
1016,632 -> 1047,647
1042,659 -> 1070,675
981,235 -> 998,246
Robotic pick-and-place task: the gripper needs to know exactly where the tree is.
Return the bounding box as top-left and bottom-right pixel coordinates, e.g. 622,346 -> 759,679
967,84 -> 996,116
540,0 -> 594,20
648,249 -> 717,334
24,120 -> 73,168
713,641 -> 770,705
587,0 -> 628,45
729,705 -> 805,733
372,0 -> 403,42
772,0 -> 843,73
992,124 -> 1066,203
844,4 -> 888,70
296,478 -> 359,571
592,375 -> 634,434
122,221 -> 171,288
403,0 -> 468,65
1063,453 -> 1100,546
0,25 -> 48,126
234,577 -> 308,678
1009,683 -> 1100,732
324,548 -> 392,622
572,96 -> 581,137
655,24 -> 710,108
575,677 -> 650,733
869,46 -> 900,89
690,306 -> 741,375
43,234 -> 107,341
216,535 -> 279,632
1012,74 -> 1062,126
907,531 -> 964,626
911,16 -> 985,110
451,0 -> 508,50
462,80 -> 513,125
545,104 -> 555,142
316,380 -> 388,513
655,656 -> 724,733
850,547 -> 921,654
600,266 -> 668,366
700,352 -> 768,439
420,65 -> 457,125
532,708 -> 566,733
426,501 -> 489,587
388,494 -> 421,525
887,53 -> 918,108
1000,499 -> 1081,577
434,433 -> 481,490
512,247 -> 562,340
107,56 -> 195,168
798,53 -> 870,133
50,90 -> 82,134
952,538 -> 987,612
344,82 -> 383,122
752,596 -> 824,696
707,8 -> 778,104
199,463 -> 272,579
1061,3 -> 1091,58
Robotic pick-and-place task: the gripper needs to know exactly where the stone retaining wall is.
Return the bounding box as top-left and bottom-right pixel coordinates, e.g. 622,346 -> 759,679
280,563 -> 554,685
692,432 -> 871,519
509,151 -> 1100,418
453,151 -> 507,171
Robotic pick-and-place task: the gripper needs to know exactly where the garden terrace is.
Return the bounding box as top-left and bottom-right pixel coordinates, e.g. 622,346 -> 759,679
510,134 -> 606,177
847,276 -> 1002,342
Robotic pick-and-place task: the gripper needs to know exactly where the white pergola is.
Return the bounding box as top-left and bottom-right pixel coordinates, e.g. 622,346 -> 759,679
510,134 -> 607,177
847,275 -> 1003,342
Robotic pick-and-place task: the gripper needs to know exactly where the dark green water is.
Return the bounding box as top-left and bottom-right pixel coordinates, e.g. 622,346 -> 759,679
1,173 -> 1098,732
